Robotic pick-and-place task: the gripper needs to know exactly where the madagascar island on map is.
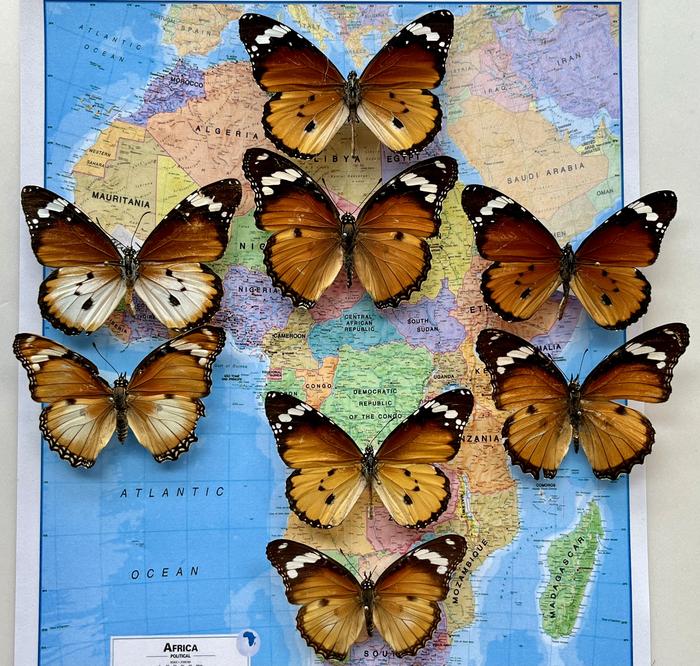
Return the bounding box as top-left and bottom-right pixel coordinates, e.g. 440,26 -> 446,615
34,3 -> 632,665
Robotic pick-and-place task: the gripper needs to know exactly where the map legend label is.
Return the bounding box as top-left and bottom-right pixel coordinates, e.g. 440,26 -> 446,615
111,634 -> 250,666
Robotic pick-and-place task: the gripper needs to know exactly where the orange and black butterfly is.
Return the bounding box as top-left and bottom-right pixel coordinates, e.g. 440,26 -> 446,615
13,326 -> 225,468
243,148 -> 457,308
239,11 -> 453,158
476,323 -> 689,480
265,389 -> 473,528
462,185 -> 678,329
267,534 -> 467,660
21,180 -> 241,334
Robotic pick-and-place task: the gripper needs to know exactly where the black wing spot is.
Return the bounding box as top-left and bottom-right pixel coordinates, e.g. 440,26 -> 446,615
407,595 -> 417,602
166,269 -> 173,277
319,598 -> 329,607
613,287 -> 620,293
527,405 -> 537,414
82,298 -> 94,310
601,293 -> 612,306
296,112 -> 305,118
403,494 -> 413,505
601,269 -> 609,277
520,287 -> 532,299
514,279 -> 522,286
169,294 -> 181,306
308,94 -> 316,102
304,120 -> 317,133
404,469 -> 412,477
293,228 -> 302,238
327,468 -> 336,476
318,485 -> 326,492
86,271 -> 94,280
66,398 -> 76,405
325,494 -> 335,505
394,231 -> 404,241
412,485 -> 420,492
528,264 -> 536,271
392,117 -> 405,130
615,405 -> 627,415
389,91 -> 396,98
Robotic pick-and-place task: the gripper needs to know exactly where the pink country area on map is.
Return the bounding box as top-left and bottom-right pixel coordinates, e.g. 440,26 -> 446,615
498,6 -> 620,118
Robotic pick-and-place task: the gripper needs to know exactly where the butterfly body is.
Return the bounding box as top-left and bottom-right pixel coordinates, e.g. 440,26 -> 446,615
267,535 -> 467,659
476,324 -> 689,479
463,186 -> 678,329
22,181 -> 241,334
14,326 -> 225,468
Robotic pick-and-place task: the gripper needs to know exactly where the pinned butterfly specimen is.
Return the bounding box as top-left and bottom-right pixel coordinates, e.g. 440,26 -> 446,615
21,180 -> 242,335
265,389 -> 473,528
462,185 -> 678,329
267,534 -> 467,660
243,148 -> 457,308
239,11 -> 453,158
13,326 -> 225,468
476,323 -> 689,480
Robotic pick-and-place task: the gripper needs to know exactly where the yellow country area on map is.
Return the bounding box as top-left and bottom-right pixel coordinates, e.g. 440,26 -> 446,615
147,61 -> 272,215
162,4 -> 241,56
295,357 -> 340,408
73,123 -> 196,241
448,96 -> 609,222
73,120 -> 146,179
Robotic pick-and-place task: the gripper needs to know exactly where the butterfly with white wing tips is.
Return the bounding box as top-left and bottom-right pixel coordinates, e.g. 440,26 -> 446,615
265,388 -> 473,528
476,323 -> 689,480
244,148 -> 457,308
462,185 -> 677,329
14,326 -> 225,468
239,11 -> 453,158
21,180 -> 241,335
267,534 -> 467,660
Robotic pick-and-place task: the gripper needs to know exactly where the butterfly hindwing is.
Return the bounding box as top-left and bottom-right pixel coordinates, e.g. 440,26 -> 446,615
476,328 -> 572,479
243,148 -> 343,308
266,539 -> 364,661
462,185 -> 563,322
239,13 -> 348,159
354,156 -> 458,307
13,333 -> 116,468
571,191 -> 678,328
265,392 -> 365,528
373,534 -> 467,656
576,323 -> 689,478
373,388 -> 472,527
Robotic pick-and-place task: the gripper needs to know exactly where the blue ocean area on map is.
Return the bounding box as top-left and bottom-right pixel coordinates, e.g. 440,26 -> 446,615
38,2 -> 631,664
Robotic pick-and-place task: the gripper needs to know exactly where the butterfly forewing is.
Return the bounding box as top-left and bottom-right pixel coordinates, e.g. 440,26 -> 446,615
265,392 -> 365,528
463,185 -> 563,322
570,191 -> 678,329
244,148 -> 343,308
127,326 -> 225,462
14,334 -> 117,468
239,13 -> 348,159
266,539 -> 364,661
373,534 -> 467,656
476,328 -> 572,479
354,156 -> 458,307
373,388 -> 472,527
357,10 -> 453,154
21,186 -> 122,267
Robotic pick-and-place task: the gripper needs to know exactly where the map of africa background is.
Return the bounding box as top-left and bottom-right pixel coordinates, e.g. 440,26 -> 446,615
36,2 -> 632,664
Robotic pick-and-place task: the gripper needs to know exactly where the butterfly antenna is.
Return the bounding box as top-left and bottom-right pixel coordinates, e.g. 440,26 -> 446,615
351,178 -> 383,216
337,547 -> 362,579
130,210 -> 154,248
92,342 -> 120,374
575,348 -> 590,381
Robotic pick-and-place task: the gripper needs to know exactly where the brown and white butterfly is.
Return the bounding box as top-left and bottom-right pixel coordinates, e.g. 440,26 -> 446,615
476,323 -> 689,480
239,11 -> 453,158
462,185 -> 678,329
265,389 -> 473,528
244,148 -> 457,308
267,534 -> 467,660
13,326 -> 225,468
21,180 -> 241,335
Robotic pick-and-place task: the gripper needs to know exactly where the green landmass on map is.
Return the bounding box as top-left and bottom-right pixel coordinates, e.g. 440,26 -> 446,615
540,501 -> 604,639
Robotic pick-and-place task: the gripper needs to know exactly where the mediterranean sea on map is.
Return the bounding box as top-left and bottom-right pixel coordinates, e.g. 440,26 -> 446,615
35,2 -> 633,665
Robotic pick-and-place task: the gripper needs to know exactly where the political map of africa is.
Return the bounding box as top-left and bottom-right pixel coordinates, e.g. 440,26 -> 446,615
35,2 -> 633,664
